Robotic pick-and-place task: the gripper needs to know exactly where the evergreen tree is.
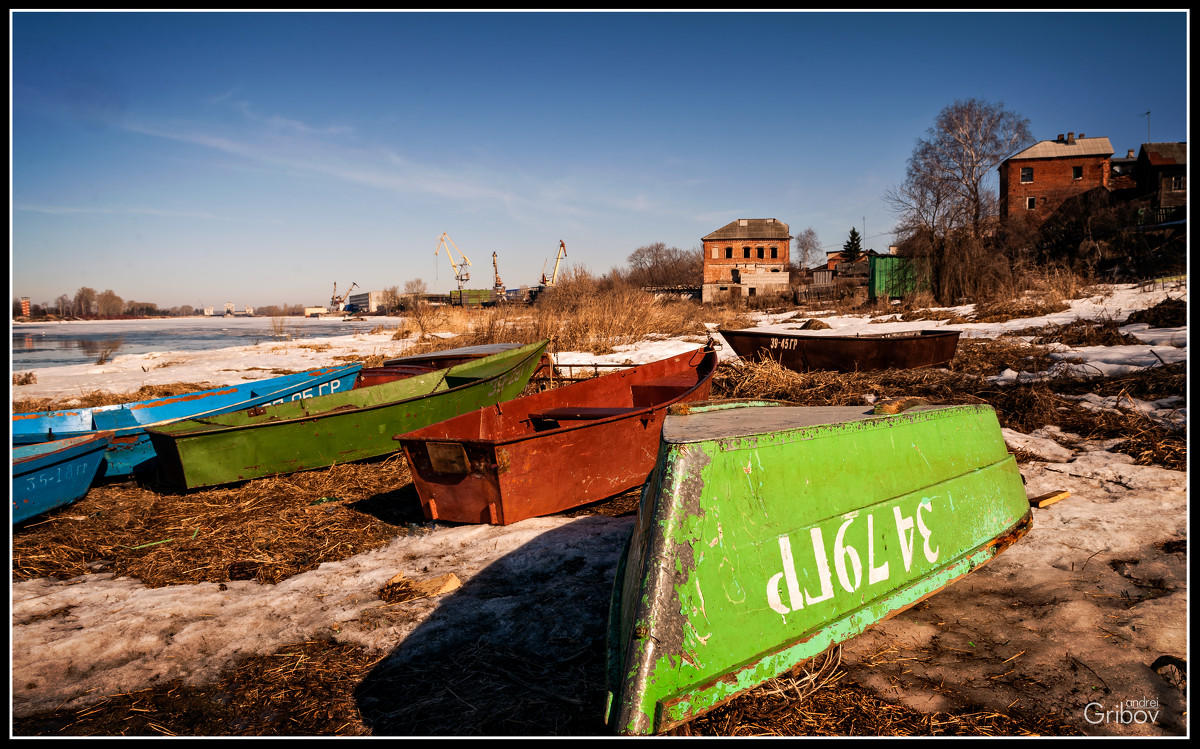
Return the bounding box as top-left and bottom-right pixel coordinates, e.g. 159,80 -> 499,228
842,228 -> 863,263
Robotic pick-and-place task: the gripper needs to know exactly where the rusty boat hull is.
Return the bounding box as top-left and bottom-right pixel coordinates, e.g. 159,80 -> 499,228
717,328 -> 960,372
395,346 -> 718,525
605,400 -> 1032,735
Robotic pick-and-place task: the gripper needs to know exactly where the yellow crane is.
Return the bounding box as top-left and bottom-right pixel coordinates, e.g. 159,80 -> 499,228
434,232 -> 472,290
539,240 -> 567,286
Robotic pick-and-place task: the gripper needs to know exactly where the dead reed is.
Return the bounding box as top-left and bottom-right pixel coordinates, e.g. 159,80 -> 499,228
12,455 -> 423,587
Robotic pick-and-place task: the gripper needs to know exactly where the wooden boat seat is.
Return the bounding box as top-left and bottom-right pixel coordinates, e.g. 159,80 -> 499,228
527,406 -> 642,422
630,375 -> 696,407
92,409 -> 140,430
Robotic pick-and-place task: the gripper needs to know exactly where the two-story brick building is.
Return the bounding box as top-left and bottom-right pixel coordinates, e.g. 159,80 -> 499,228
998,132 -> 1114,223
701,218 -> 791,303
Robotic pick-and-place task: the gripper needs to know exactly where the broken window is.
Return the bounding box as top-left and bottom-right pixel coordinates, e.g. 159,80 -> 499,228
1020,167 -> 1033,183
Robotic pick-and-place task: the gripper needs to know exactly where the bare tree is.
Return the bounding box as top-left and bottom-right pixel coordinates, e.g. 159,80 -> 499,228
889,98 -> 1033,239
381,285 -> 401,314
625,242 -> 702,287
790,227 -> 822,271
73,287 -> 97,318
96,289 -> 124,317
54,294 -> 71,317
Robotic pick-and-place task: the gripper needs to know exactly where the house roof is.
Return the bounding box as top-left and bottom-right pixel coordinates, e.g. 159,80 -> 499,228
703,218 -> 791,241
1140,142 -> 1187,166
1006,136 -> 1114,161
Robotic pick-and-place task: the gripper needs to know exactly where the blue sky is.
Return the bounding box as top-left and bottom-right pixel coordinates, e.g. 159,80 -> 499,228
10,10 -> 1189,309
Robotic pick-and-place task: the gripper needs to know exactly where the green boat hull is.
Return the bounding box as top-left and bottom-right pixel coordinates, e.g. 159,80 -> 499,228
605,401 -> 1032,735
147,340 -> 549,489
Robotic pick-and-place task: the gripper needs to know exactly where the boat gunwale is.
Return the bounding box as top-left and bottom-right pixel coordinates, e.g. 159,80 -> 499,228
716,327 -> 960,343
147,341 -> 550,439
12,430 -> 116,470
10,364 -> 363,437
396,346 -> 718,449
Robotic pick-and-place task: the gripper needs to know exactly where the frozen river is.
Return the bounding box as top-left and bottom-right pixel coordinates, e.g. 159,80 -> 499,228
11,316 -> 401,370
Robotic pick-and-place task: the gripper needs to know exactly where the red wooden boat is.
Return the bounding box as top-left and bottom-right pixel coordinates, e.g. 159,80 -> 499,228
356,342 -> 555,389
717,328 -> 960,372
394,345 -> 718,525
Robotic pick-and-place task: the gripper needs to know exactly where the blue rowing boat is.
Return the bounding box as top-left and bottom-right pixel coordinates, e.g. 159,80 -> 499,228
13,432 -> 114,524
11,364 -> 362,479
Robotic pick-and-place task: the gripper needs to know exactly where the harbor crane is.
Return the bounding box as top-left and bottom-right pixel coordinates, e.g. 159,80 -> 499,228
434,231 -> 472,290
539,240 -> 568,286
492,251 -> 505,295
330,281 -> 358,312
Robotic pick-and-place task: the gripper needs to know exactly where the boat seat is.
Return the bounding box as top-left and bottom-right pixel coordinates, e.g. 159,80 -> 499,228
92,409 -> 141,430
527,406 -> 642,421
630,375 -> 696,407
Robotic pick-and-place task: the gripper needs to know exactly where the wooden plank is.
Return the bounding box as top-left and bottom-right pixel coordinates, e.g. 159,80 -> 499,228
1029,489 -> 1070,508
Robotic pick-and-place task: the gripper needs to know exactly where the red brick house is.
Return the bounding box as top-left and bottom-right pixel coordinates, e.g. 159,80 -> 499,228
701,218 -> 791,303
998,132 -> 1113,224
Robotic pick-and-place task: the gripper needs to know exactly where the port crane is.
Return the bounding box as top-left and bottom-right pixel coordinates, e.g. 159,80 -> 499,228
539,240 -> 568,286
330,281 -> 358,312
434,231 -> 472,290
492,251 -> 505,295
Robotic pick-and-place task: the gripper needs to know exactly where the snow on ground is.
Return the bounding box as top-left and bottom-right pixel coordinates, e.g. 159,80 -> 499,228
9,283 -> 1189,734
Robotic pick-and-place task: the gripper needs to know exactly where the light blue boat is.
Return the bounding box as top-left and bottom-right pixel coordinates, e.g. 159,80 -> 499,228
11,364 -> 362,478
13,432 -> 114,524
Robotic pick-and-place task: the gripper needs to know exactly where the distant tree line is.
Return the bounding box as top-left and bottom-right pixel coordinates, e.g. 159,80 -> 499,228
10,286 -> 318,320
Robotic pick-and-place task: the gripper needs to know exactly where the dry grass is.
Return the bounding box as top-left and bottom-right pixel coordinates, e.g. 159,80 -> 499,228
386,275 -> 755,355
10,285 -> 1186,736
12,456 -> 422,587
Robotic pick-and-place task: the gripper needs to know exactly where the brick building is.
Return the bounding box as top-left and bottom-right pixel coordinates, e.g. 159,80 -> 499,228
1134,142 -> 1187,211
998,132 -> 1113,223
701,218 -> 791,303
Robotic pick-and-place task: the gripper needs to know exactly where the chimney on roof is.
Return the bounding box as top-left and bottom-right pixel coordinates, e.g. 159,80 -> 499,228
1067,132 -> 1075,145
1079,133 -> 1085,139
1127,149 -> 1135,158
1057,133 -> 1064,142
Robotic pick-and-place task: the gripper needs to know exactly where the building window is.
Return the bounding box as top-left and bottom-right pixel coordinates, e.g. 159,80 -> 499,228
725,246 -> 733,259
711,247 -> 719,260
1073,166 -> 1083,180
1168,175 -> 1186,191
1020,167 -> 1033,183
756,246 -> 764,259
1026,197 -> 1036,210
743,247 -> 751,259
770,247 -> 778,259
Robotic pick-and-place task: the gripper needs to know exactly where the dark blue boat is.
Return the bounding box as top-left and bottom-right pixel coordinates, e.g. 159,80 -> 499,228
11,364 -> 362,478
13,432 -> 114,524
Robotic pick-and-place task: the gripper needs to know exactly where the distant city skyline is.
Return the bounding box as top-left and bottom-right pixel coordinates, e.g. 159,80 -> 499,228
11,10 -> 1189,309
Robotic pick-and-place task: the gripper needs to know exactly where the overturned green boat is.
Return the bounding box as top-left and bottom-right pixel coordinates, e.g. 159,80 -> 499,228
146,340 -> 549,489
605,401 -> 1032,735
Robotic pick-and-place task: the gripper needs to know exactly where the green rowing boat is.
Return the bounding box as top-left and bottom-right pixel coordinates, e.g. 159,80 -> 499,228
606,400 -> 1032,735
146,340 -> 549,489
